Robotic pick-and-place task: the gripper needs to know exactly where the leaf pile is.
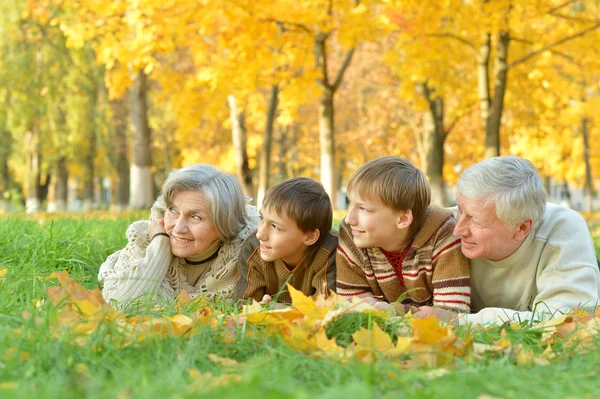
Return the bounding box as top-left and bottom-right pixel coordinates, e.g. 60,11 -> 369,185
9,270 -> 600,369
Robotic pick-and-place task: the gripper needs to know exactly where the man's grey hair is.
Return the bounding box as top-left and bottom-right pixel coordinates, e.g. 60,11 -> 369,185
457,156 -> 547,229
162,164 -> 247,242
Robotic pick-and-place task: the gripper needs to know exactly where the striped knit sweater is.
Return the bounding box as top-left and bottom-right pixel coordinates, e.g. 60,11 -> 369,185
336,205 -> 471,313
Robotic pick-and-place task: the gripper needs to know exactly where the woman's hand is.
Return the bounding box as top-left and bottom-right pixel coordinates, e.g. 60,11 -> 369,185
148,219 -> 167,238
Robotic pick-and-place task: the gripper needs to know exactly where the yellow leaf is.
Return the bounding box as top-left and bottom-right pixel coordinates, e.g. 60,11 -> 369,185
352,323 -> 394,352
287,284 -> 319,315
314,329 -> 342,354
533,315 -> 569,331
176,289 -> 192,304
0,268 -> 7,278
75,299 -> 101,317
241,299 -> 263,314
410,317 -> 448,344
207,353 -> 240,368
0,382 -> 17,390
168,314 -> 194,337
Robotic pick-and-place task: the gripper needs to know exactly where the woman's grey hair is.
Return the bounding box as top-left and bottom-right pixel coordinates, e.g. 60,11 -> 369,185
162,164 -> 247,242
457,156 -> 547,229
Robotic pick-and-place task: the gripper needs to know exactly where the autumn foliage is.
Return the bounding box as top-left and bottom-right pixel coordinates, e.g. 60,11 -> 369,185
7,269 -> 600,372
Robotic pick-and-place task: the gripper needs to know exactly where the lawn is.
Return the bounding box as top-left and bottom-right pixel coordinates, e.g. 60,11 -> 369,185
1,214 -> 599,399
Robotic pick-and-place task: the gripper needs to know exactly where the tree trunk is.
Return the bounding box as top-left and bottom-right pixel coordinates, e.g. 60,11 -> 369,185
276,124 -> 291,184
111,97 -> 130,210
581,117 -> 593,212
485,30 -> 510,158
0,129 -> 11,211
257,85 -> 279,207
477,33 -> 492,158
319,87 -> 336,207
47,157 -> 68,212
82,128 -> 96,211
228,95 -> 254,197
421,83 -> 449,206
24,126 -> 42,213
128,70 -> 154,209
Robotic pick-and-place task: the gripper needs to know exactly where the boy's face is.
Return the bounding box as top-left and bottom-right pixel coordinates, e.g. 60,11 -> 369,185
345,193 -> 411,252
256,206 -> 318,267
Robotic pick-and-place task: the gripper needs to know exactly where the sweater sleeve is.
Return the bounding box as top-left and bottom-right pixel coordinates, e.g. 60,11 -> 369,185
460,209 -> 600,325
335,220 -> 374,299
311,242 -> 337,297
98,221 -> 173,305
430,216 -> 471,312
235,234 -> 266,302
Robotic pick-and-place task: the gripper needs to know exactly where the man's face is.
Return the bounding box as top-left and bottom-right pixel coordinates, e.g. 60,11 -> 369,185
453,194 -> 525,261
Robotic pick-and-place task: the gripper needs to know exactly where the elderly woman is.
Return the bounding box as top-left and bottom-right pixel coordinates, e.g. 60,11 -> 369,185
98,164 -> 260,306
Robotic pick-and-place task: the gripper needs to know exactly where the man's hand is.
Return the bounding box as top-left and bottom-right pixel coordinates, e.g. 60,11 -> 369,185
259,294 -> 272,304
413,306 -> 458,325
148,219 -> 167,238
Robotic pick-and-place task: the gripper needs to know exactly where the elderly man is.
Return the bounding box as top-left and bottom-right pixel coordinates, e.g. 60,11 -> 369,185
418,156 -> 600,324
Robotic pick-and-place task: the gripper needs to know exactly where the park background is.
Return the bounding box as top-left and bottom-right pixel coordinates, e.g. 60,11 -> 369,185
2,2 -> 600,397
1,0 -> 599,213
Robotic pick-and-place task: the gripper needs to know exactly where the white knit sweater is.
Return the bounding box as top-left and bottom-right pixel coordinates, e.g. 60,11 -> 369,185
98,196 -> 260,306
458,203 -> 600,325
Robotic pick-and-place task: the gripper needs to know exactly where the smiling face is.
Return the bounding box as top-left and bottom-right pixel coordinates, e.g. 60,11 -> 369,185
453,194 -> 530,261
345,193 -> 412,252
163,190 -> 220,258
255,206 -> 318,267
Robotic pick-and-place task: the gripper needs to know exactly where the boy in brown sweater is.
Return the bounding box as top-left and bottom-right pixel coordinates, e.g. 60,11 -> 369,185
336,156 -> 470,314
236,178 -> 337,303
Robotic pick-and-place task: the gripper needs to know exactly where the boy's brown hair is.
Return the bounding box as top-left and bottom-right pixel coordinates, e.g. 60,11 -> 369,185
262,177 -> 333,249
347,156 -> 431,235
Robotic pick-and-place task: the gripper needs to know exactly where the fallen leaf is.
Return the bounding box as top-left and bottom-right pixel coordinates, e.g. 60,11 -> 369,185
207,353 -> 240,368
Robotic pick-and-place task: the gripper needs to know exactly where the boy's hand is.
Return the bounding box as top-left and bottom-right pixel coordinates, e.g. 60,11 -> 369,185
413,306 -> 458,325
148,219 -> 167,238
260,294 -> 287,309
373,301 -> 391,311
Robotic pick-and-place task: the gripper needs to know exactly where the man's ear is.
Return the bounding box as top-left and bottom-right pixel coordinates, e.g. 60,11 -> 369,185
396,210 -> 413,230
303,229 -> 320,246
513,218 -> 533,241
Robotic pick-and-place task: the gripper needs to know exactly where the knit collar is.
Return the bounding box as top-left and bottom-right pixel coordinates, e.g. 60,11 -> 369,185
481,231 -> 535,268
184,238 -> 223,265
412,205 -> 453,249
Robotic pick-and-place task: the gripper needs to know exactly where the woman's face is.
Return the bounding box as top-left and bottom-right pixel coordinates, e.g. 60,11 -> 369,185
163,190 -> 220,258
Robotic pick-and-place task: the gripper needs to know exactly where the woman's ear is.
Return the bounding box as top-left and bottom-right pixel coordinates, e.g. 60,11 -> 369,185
303,229 -> 321,246
396,210 -> 413,230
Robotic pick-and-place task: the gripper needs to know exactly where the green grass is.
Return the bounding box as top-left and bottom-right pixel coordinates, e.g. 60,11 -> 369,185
1,215 -> 599,398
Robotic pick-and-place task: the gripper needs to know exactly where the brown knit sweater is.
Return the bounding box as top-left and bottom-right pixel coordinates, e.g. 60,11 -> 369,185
236,230 -> 338,303
336,205 -> 470,313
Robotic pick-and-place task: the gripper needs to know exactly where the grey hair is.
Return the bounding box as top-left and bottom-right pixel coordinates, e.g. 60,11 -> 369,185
457,156 -> 547,229
162,164 -> 247,242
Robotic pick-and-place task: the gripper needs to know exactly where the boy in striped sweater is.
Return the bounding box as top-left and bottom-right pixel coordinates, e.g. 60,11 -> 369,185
236,178 -> 337,304
336,156 -> 470,314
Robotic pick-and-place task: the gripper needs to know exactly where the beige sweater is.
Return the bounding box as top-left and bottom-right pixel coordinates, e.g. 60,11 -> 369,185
98,196 -> 260,306
459,203 -> 600,325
